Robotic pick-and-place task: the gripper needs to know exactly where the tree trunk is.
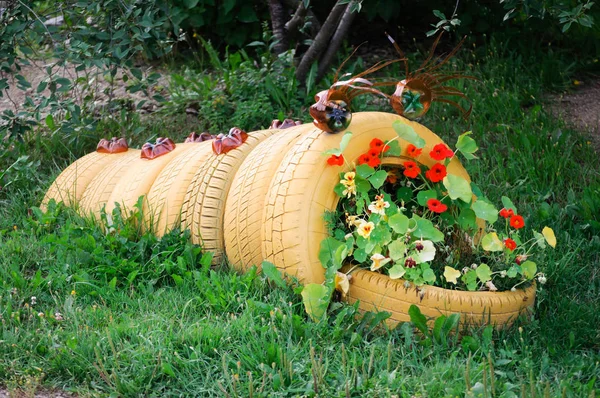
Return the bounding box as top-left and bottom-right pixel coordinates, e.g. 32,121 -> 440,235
267,0 -> 289,55
316,1 -> 358,82
295,0 -> 346,85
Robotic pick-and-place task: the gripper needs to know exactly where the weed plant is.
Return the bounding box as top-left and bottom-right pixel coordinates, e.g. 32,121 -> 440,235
0,38 -> 599,396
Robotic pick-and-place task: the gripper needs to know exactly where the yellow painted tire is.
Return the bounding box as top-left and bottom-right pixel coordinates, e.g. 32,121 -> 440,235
261,112 -> 478,284
103,143 -> 196,220
78,149 -> 142,218
343,267 -> 535,328
180,130 -> 277,264
145,141 -> 214,236
224,126 -> 307,271
41,151 -> 132,211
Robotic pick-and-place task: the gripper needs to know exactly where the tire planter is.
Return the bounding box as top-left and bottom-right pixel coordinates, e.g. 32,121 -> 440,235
180,129 -> 277,264
145,140 -> 214,236
45,112 -> 534,328
41,149 -> 134,212
343,267 -> 535,328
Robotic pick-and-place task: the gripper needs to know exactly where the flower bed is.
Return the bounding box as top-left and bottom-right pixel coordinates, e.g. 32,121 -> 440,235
300,115 -> 556,328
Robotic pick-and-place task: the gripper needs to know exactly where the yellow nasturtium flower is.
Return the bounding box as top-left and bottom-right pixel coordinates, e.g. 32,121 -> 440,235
357,220 -> 375,239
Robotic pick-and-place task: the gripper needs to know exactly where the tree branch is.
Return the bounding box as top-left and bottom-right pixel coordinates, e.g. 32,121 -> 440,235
280,0 -> 321,36
316,1 -> 358,82
295,0 -> 346,85
284,1 -> 307,35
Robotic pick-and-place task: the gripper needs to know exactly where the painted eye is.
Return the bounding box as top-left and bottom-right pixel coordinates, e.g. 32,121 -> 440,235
310,99 -> 351,134
391,81 -> 432,120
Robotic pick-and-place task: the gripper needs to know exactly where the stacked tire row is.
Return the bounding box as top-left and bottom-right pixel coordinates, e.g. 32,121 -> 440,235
42,112 -> 534,328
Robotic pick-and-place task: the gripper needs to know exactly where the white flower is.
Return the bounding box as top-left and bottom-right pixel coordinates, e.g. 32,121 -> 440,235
334,272 -> 351,298
357,220 -> 375,239
37,312 -> 44,318
346,214 -> 363,228
54,312 -> 64,321
412,240 -> 436,264
368,195 -> 390,215
537,274 -> 547,285
30,296 -> 37,306
500,270 -> 507,278
485,280 -> 498,291
370,253 -> 391,271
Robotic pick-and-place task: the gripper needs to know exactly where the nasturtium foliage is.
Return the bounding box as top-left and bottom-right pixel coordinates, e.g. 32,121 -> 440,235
472,200 -> 499,223
443,174 -> 473,203
481,232 -> 503,252
301,284 -> 330,321
392,121 -> 426,148
456,131 -> 478,160
521,261 -> 537,279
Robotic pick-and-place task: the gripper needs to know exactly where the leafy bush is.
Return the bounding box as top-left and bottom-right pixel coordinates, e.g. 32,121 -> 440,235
166,41 -> 309,132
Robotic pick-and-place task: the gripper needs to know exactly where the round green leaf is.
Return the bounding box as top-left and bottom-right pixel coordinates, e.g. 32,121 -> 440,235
472,200 -> 499,223
443,174 -> 473,203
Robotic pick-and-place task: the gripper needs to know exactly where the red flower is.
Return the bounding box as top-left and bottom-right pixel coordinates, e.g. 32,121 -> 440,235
370,138 -> 390,153
515,254 -> 528,265
499,208 -> 514,218
367,155 -> 381,168
429,143 -> 454,161
427,198 -> 448,213
403,161 -> 421,178
386,170 -> 398,184
406,144 -> 422,158
327,154 -> 344,166
504,238 -> 517,251
425,163 -> 447,183
368,148 -> 381,159
357,154 -> 371,165
510,215 -> 525,229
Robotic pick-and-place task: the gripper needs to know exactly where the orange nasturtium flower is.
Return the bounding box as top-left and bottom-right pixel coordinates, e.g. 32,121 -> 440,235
370,138 -> 390,154
327,154 -> 344,166
406,144 -> 422,158
427,198 -> 448,213
403,161 -> 421,178
425,163 -> 447,183
499,208 -> 515,218
509,215 -> 525,229
429,143 -> 454,161
504,238 -> 517,251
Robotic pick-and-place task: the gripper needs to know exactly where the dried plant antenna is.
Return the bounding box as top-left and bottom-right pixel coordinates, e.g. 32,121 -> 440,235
309,47 -> 401,133
386,32 -> 475,120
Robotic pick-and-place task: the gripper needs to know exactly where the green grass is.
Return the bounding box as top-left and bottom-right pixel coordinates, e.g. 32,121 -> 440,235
1,39 -> 599,396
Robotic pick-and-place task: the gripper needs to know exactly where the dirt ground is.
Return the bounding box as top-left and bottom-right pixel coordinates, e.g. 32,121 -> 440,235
0,60 -> 167,116
547,79 -> 600,153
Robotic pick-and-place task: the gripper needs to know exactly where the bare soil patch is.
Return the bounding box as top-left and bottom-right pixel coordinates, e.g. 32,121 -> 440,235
548,79 -> 600,153
0,59 -> 168,115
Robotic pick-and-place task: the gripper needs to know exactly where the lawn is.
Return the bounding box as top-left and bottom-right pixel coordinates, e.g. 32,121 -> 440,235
1,39 -> 599,397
